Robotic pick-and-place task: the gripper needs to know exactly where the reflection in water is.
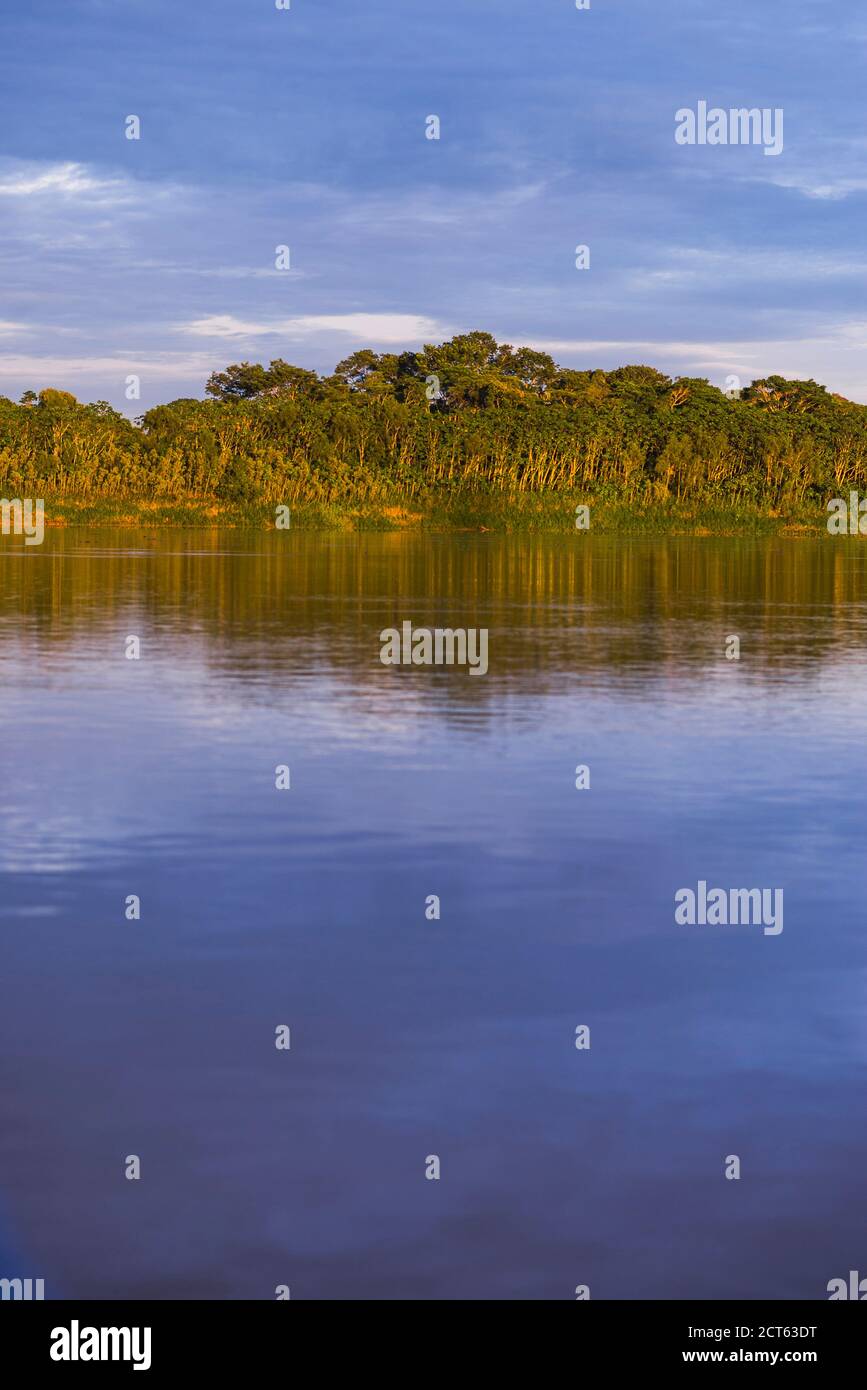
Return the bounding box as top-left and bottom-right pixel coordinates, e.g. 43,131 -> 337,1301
0,530 -> 866,1299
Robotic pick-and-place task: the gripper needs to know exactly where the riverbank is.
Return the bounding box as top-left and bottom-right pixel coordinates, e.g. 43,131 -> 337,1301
33,494 -> 831,535
5,336 -> 867,538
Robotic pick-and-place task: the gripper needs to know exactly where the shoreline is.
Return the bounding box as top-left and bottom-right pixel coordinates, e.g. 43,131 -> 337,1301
25,497 -> 834,536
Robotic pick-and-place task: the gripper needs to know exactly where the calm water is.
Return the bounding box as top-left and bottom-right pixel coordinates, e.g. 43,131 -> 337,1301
1,530 -> 866,1300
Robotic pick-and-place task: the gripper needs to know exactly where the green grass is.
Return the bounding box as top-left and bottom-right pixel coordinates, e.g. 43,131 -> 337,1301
39,492 -> 832,534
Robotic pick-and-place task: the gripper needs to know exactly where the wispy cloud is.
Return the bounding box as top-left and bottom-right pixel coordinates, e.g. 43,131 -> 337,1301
178,313 -> 448,344
627,247 -> 867,290
0,160 -> 165,207
762,173 -> 867,202
716,136 -> 867,202
0,350 -> 221,383
0,159 -> 188,259
133,260 -> 307,281
335,181 -> 548,232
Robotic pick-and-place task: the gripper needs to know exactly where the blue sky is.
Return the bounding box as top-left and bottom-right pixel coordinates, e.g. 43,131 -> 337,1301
1,0 -> 866,410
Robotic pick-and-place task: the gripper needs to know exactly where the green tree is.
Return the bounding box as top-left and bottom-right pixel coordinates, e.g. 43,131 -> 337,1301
206,359 -> 322,402
38,388 -> 78,410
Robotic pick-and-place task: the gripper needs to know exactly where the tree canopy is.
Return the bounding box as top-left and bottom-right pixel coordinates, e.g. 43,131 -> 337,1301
2,330 -> 865,515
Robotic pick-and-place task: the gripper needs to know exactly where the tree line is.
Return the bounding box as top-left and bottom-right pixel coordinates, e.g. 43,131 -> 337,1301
1,331 -> 864,511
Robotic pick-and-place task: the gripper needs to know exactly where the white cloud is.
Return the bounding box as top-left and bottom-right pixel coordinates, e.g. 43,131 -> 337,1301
178,313 -> 447,344
0,160 -> 146,207
0,351 -> 219,383
0,159 -> 188,261
762,173 -> 867,201
134,259 -> 307,281
0,159 -> 187,259
714,137 -> 867,202
528,336 -> 758,362
336,181 -> 547,231
629,247 -> 867,289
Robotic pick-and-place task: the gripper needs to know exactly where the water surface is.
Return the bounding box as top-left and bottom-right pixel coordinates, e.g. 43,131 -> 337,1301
1,530 -> 865,1299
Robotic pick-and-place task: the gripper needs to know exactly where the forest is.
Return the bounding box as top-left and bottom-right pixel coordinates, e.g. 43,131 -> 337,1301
1,331 -> 864,524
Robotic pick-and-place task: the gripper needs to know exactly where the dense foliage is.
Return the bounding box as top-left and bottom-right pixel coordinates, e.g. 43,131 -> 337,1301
1,332 -> 865,510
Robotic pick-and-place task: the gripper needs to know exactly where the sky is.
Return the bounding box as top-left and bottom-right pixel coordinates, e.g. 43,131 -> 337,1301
1,0 -> 866,411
